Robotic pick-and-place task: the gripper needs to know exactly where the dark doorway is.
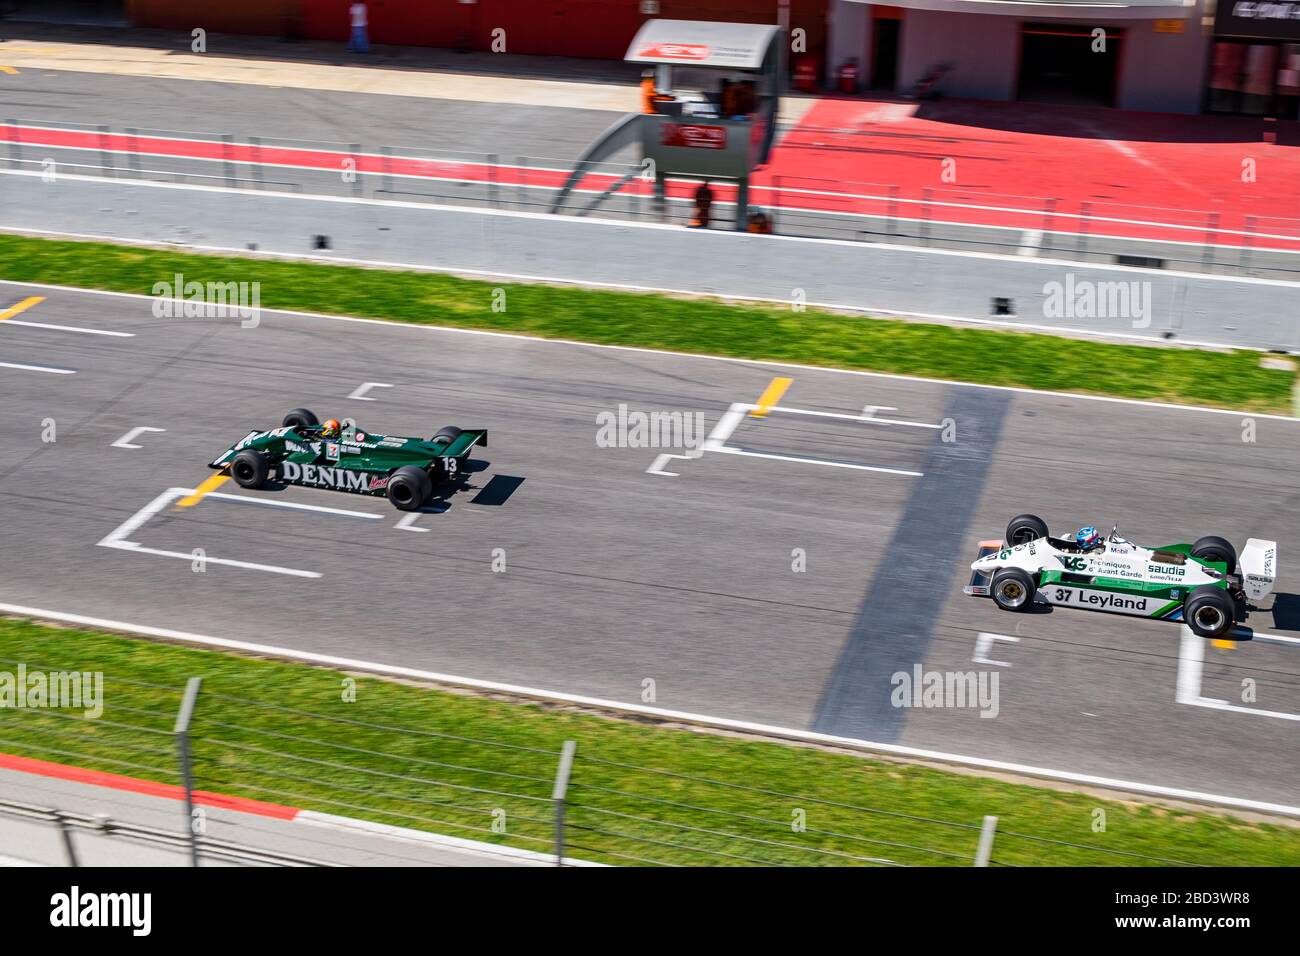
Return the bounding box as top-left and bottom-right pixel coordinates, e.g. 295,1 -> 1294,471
1018,24 -> 1123,107
0,0 -> 127,26
871,17 -> 901,91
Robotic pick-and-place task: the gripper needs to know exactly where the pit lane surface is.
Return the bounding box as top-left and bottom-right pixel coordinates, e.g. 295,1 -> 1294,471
1,281 -> 1298,807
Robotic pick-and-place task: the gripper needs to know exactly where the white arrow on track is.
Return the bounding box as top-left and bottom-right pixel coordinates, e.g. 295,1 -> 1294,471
112,426 -> 165,450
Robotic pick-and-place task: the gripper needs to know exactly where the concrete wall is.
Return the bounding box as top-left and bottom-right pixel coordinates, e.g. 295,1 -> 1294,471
892,5 -> 1209,113
1113,16 -> 1210,113
828,0 -> 871,85
897,9 -> 1018,101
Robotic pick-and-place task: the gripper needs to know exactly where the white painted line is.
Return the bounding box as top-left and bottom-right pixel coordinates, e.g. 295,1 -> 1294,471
709,444 -> 923,477
645,453 -> 680,477
0,601 -> 1294,818
1,277 -> 1296,424
204,491 -> 382,519
1176,625 -> 1300,722
347,381 -> 393,401
768,404 -> 942,429
395,512 -> 430,532
97,487 -> 178,547
1249,630 -> 1300,647
102,540 -> 322,579
1017,229 -> 1044,257
861,405 -> 897,418
646,450 -> 703,477
6,137 -> 1297,253
701,404 -> 750,452
1189,697 -> 1300,723
3,318 -> 132,337
4,166 -> 1298,290
702,401 -> 924,476
96,486 -> 324,578
111,425 -> 165,450
0,360 -> 74,374
293,810 -> 604,866
973,632 -> 1019,668
1176,626 -> 1209,706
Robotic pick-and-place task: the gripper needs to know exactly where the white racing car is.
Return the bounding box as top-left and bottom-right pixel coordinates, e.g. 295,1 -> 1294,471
964,514 -> 1277,639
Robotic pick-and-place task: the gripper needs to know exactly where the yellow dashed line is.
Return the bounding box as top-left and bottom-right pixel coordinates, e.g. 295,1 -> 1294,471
0,296 -> 45,320
177,473 -> 229,508
0,67 -> 18,76
1211,639 -> 1236,650
750,376 -> 793,417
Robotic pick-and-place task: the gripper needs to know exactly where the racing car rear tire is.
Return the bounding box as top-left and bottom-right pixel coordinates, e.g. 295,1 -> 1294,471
1005,514 -> 1049,546
430,426 -> 462,445
991,568 -> 1037,611
386,466 -> 432,511
1191,536 -> 1237,575
230,450 -> 270,489
282,408 -> 320,429
1184,585 -> 1236,639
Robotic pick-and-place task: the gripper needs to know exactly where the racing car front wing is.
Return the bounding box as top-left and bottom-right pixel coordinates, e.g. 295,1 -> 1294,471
962,540 -> 1002,597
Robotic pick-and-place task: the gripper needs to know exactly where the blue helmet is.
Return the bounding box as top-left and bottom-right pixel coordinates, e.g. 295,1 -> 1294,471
1076,526 -> 1102,550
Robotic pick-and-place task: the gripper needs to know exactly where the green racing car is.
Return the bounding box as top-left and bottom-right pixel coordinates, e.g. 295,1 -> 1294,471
209,407 -> 487,511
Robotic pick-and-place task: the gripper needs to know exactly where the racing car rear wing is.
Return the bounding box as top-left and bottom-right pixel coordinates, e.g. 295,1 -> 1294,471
1239,538 -> 1277,601
438,429 -> 487,457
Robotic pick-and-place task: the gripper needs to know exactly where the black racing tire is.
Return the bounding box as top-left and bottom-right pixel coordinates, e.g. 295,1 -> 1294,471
282,408 -> 320,429
991,568 -> 1037,612
1184,585 -> 1236,639
1005,514 -> 1049,546
230,450 -> 270,489
1191,536 -> 1237,575
386,465 -> 432,512
430,425 -> 463,445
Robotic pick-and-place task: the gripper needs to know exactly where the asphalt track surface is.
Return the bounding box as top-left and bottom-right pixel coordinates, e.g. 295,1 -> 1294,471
2,281 -> 1297,807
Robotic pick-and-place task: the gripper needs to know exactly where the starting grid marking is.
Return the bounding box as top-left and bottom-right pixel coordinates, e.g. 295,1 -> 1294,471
1176,625 -> 1300,723
97,486 -> 385,579
648,378 -> 940,479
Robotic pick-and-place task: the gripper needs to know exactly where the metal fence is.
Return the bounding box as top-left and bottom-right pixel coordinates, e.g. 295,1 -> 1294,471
6,117 -> 1297,276
0,798 -> 336,867
0,651 -> 1224,868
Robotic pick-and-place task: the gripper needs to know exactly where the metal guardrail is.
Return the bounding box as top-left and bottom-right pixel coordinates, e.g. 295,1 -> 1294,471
0,798 -> 338,867
12,117 -> 1299,277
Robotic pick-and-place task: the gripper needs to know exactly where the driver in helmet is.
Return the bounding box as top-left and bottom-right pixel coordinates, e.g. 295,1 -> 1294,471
320,418 -> 342,439
1075,526 -> 1104,552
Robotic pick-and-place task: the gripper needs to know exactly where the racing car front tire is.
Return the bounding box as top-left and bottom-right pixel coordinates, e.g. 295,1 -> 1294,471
1005,514 -> 1049,546
230,450 -> 270,489
991,568 -> 1037,611
1184,585 -> 1236,639
386,465 -> 432,511
282,408 -> 320,429
1191,536 -> 1237,575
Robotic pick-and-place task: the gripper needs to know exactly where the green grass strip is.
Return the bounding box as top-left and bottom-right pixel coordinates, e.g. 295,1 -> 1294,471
0,233 -> 1291,413
0,618 -> 1295,866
